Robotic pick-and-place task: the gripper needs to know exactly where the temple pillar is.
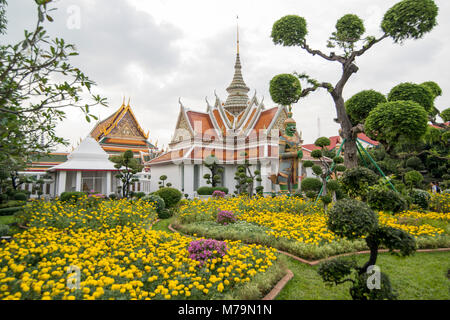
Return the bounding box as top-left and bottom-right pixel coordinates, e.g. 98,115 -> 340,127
57,171 -> 66,196
183,163 -> 194,197
106,171 -> 112,196
75,171 -> 82,192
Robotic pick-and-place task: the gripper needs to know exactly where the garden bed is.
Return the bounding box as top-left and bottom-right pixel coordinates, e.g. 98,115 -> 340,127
174,195 -> 450,261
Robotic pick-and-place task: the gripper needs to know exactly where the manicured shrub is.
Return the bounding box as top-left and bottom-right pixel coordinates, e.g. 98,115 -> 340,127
158,208 -> 172,220
404,170 -> 424,188
326,180 -> 340,192
108,193 -> 117,200
301,177 -> 322,192
327,199 -> 378,240
0,194 -> 8,203
341,166 -> 378,200
0,207 -> 24,216
154,187 -> 182,208
13,193 -> 27,201
134,192 -> 146,199
60,191 -> 85,203
214,186 -> 229,194
0,224 -> 10,237
196,186 -> 214,195
408,189 -> 431,210
367,188 -> 407,213
142,194 -> 165,215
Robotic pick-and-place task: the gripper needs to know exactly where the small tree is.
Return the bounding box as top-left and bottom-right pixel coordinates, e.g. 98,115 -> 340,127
303,137 -> 345,208
270,0 -> 439,168
318,199 -> 416,300
111,150 -> 143,198
234,154 -> 263,197
203,155 -> 223,188
158,175 -> 168,189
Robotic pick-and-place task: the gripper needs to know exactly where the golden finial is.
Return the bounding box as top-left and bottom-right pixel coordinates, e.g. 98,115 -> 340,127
127,97 -> 131,107
236,15 -> 240,54
122,96 -> 125,106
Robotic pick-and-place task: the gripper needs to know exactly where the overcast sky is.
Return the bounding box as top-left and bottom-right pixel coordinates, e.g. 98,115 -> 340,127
4,0 -> 450,152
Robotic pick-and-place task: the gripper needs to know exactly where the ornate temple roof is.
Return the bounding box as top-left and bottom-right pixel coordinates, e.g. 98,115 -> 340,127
223,53 -> 250,116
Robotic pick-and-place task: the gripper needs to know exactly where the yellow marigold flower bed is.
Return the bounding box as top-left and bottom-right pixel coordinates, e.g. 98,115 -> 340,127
179,196 -> 449,245
21,196 -> 157,230
0,226 -> 277,300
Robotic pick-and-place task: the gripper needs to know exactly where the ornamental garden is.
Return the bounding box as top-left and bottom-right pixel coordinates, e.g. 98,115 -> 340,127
1,0 -> 450,301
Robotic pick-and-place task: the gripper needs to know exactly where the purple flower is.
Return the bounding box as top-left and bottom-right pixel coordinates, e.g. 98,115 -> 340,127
217,210 -> 236,225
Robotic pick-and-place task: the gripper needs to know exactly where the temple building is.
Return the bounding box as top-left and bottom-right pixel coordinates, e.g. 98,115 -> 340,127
147,34 -> 320,197
20,101 -> 157,197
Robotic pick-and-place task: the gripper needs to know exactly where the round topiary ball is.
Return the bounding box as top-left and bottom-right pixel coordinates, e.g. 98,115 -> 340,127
387,82 -> 434,113
335,14 -> 365,43
345,90 -> 387,125
142,194 -> 165,214
315,137 -> 331,148
154,187 -> 182,209
269,73 -> 302,107
271,15 -> 308,47
301,177 -> 322,192
381,0 -> 438,44
327,199 -> 378,240
367,188 -> 407,213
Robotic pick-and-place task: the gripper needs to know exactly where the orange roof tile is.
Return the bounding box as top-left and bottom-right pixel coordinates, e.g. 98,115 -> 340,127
254,107 -> 278,131
186,111 -> 217,138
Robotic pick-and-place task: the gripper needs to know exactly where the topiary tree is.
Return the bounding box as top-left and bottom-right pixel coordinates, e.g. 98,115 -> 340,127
158,175 -> 168,189
367,188 -> 407,214
270,0 -> 439,169
111,150 -> 143,198
153,187 -> 182,209
304,137 -> 346,208
318,199 -> 416,300
269,73 -> 302,110
345,90 -> 387,126
233,153 -> 263,197
387,82 -> 434,113
404,170 -> 424,189
203,155 -> 223,188
340,166 -> 378,200
365,100 -> 429,154
300,177 -> 322,200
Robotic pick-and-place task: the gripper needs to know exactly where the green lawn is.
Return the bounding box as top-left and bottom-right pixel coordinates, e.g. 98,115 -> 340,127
277,251 -> 450,300
151,217 -> 174,232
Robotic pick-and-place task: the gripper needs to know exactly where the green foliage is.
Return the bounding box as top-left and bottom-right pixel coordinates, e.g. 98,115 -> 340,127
311,149 -> 322,159
60,191 -> 85,203
326,180 -> 340,192
233,157 -> 262,197
372,226 -> 416,256
271,15 -> 308,47
365,100 -> 429,147
388,82 -> 434,113
154,187 -> 182,209
341,166 -> 378,199
314,137 -> 331,148
134,192 -> 146,199
328,14 -> 365,54
269,74 -> 302,107
335,14 -> 365,43
301,177 -> 322,192
367,188 -> 407,213
381,0 -> 439,43
312,165 -> 323,176
405,156 -> 423,170
0,206 -> 23,216
404,170 -> 423,188
334,164 -> 346,172
421,81 -> 442,98
13,193 -> 27,201
317,258 -> 357,285
302,160 -> 314,168
203,155 -> 223,187
345,90 -> 386,125
321,194 -> 332,204
0,224 -> 10,237
327,199 -> 378,240
158,208 -> 172,220
333,156 -> 344,164
440,108 -> 450,122
0,1 -> 107,162
350,272 -> 397,300
142,194 -> 165,214
111,150 -> 144,198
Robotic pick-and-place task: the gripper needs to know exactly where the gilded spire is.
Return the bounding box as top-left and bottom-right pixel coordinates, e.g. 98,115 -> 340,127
224,17 -> 250,116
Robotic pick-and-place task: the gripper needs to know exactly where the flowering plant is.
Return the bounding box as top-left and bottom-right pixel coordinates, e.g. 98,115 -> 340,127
212,190 -> 226,198
216,210 -> 236,225
187,239 -> 228,264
